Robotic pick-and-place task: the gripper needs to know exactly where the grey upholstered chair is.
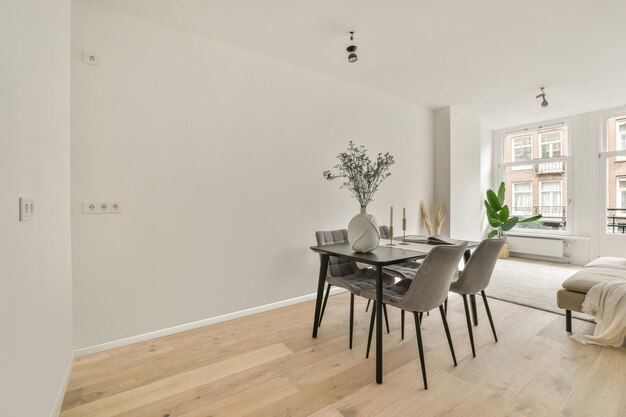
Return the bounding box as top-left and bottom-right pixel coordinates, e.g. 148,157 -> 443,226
315,229 -> 394,348
362,225 -> 420,314
449,238 -> 505,357
361,243 -> 467,389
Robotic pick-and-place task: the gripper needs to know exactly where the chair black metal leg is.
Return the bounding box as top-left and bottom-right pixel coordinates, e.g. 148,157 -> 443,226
566,309 -> 572,333
383,303 -> 390,334
426,311 -> 430,316
419,312 -> 423,324
366,301 -> 377,359
413,312 -> 428,390
312,255 -> 329,338
349,293 -> 355,349
401,310 -> 405,340
318,283 -> 331,327
375,267 -> 384,384
366,299 -> 371,312
481,291 -> 498,342
444,296 -> 448,314
462,295 -> 476,357
439,305 -> 457,366
470,294 -> 479,326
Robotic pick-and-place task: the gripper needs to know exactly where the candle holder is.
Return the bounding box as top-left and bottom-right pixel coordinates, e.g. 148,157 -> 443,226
399,218 -> 409,245
386,225 -> 396,246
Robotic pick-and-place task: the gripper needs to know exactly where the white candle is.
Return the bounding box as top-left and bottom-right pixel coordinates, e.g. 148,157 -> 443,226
402,207 -> 407,231
390,206 -> 393,227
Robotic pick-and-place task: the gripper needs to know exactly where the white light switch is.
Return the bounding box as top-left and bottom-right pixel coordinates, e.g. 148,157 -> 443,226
19,197 -> 34,221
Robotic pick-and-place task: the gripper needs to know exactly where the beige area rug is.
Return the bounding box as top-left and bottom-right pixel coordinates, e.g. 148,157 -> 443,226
487,256 -> 594,322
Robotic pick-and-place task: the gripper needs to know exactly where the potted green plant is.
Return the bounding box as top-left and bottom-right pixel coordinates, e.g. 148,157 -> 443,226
485,182 -> 542,258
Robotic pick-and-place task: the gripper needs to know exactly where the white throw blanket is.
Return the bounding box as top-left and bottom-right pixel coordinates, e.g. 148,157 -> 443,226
571,281 -> 626,347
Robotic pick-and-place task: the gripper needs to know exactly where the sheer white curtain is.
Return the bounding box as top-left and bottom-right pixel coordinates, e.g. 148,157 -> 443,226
513,183 -> 532,214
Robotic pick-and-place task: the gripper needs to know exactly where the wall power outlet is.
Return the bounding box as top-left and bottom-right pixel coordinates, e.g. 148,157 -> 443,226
84,201 -> 122,214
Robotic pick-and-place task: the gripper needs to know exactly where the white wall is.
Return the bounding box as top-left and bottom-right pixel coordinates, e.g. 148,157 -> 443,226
0,1 -> 73,416
71,1 -> 434,350
433,108 -> 451,235
480,127 -> 494,236
449,107 -> 483,241
434,106 -> 484,241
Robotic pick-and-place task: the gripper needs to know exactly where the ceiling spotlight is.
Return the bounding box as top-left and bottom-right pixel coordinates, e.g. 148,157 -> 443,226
346,31 -> 357,63
536,87 -> 548,108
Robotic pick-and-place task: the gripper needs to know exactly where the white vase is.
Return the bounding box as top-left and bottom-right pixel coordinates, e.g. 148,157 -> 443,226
348,207 -> 380,253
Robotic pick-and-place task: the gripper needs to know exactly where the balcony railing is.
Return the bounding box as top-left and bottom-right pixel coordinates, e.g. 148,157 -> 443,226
535,205 -> 566,219
607,208 -> 626,234
535,161 -> 564,174
511,206 -> 566,225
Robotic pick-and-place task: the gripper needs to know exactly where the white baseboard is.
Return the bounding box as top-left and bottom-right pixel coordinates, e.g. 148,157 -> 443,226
50,353 -> 74,417
75,287 -> 347,357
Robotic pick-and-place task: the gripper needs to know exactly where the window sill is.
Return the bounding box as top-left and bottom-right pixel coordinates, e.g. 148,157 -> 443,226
506,231 -> 590,241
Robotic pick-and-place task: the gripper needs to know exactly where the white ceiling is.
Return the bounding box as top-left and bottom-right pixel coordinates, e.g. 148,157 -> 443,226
92,0 -> 626,129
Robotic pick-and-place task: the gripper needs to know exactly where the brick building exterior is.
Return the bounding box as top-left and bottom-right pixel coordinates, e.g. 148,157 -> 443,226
503,126 -> 568,231
501,116 -> 626,233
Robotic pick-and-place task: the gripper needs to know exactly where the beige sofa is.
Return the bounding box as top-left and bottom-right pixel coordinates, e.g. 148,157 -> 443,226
557,257 -> 626,332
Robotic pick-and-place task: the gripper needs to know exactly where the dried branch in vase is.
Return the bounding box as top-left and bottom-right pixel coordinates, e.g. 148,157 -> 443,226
419,200 -> 433,236
323,141 -> 395,208
435,204 -> 446,235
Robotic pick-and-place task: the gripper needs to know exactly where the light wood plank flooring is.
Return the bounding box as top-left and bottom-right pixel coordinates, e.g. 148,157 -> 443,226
61,293 -> 626,417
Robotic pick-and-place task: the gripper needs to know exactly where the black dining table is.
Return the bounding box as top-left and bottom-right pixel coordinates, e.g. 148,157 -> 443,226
310,239 -> 479,384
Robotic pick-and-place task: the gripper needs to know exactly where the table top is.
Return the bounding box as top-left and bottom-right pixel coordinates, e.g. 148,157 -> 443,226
310,238 -> 479,267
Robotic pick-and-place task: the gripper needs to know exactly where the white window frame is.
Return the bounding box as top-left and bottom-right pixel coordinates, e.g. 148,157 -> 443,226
616,177 -> 626,210
495,121 -> 572,236
616,120 -> 626,151
616,120 -> 626,161
539,180 -> 563,214
539,130 -> 563,158
512,182 -> 533,215
600,112 -> 626,237
511,135 -> 532,170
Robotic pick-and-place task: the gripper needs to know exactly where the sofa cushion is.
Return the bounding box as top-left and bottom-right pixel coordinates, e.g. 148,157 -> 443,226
585,257 -> 626,270
556,288 -> 587,312
562,267 -> 626,293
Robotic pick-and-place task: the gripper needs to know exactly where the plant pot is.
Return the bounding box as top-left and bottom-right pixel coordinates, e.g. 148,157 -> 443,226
499,242 -> 510,259
348,207 -> 380,253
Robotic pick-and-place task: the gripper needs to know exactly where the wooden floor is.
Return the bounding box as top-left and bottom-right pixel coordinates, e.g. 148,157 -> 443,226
61,293 -> 625,417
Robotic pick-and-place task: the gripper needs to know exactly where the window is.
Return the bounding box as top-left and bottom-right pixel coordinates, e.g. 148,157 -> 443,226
604,115 -> 626,234
617,177 -> 626,209
499,124 -> 569,233
511,135 -> 532,170
512,136 -> 532,161
540,131 -> 562,158
617,120 -> 626,151
539,181 -> 563,215
538,131 -> 564,173
512,183 -> 532,215
616,120 -> 626,162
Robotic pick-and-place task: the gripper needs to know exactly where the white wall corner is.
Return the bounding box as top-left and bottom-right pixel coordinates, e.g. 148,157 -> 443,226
480,126 -> 494,238
449,106 -> 483,241
433,107 -> 452,235
50,354 -> 74,417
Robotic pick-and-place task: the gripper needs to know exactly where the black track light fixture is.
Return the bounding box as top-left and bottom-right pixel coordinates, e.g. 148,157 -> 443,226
346,31 -> 357,63
536,87 -> 548,108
